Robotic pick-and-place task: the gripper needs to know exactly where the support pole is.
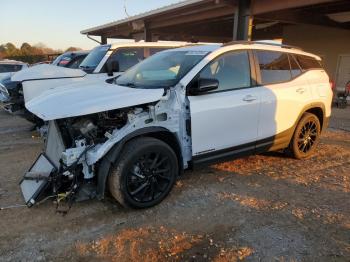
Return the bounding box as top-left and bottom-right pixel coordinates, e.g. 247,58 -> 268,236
233,0 -> 253,41
144,24 -> 152,42
101,36 -> 107,45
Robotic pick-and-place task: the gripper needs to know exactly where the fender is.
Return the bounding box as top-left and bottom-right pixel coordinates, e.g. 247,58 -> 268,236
297,102 -> 327,130
256,102 -> 327,152
96,126 -> 182,199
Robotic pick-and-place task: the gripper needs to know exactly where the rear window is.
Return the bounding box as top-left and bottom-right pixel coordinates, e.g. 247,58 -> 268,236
57,56 -> 73,67
295,55 -> 322,70
256,50 -> 291,85
0,64 -> 23,73
289,54 -> 303,78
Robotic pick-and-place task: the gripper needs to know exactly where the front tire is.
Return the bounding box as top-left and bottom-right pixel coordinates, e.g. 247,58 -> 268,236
108,137 -> 178,208
289,112 -> 321,159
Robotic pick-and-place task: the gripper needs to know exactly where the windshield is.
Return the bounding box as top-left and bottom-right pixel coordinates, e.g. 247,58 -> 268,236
79,45 -> 110,73
116,50 -> 208,88
0,64 -> 23,73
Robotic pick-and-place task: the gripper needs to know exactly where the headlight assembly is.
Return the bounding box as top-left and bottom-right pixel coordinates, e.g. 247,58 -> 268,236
0,82 -> 10,101
0,82 -> 9,95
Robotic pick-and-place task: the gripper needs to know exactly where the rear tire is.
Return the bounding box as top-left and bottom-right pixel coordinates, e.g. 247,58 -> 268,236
289,112 -> 321,159
108,137 -> 178,208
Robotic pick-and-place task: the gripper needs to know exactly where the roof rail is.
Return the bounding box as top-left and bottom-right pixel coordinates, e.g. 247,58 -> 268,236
223,40 -> 302,51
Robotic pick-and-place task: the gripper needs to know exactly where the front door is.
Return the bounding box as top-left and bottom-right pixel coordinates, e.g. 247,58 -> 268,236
188,50 -> 261,162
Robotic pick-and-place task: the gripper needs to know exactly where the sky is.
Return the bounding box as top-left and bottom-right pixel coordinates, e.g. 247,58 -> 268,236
0,0 -> 183,50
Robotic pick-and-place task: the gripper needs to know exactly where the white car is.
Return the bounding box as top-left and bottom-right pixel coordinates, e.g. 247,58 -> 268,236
0,59 -> 28,79
0,60 -> 28,102
19,41 -> 332,209
12,42 -> 188,103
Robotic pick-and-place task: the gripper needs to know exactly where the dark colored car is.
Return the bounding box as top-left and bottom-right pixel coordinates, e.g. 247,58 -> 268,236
52,51 -> 89,69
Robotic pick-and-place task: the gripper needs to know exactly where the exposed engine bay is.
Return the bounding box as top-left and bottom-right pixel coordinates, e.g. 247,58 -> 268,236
19,88 -> 191,211
58,108 -> 130,147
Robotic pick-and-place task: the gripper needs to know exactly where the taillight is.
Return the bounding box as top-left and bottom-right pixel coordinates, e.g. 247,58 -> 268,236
346,81 -> 350,92
329,80 -> 335,91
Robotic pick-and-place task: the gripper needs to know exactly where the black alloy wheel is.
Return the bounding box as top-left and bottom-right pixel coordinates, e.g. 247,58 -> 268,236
290,112 -> 321,159
126,152 -> 173,203
108,137 -> 178,208
297,120 -> 318,154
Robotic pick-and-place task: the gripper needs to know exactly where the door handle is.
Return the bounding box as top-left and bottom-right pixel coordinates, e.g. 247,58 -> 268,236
243,95 -> 257,102
296,88 -> 306,94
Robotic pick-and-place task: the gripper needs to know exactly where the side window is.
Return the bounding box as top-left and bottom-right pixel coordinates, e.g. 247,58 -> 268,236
68,55 -> 86,69
105,48 -> 144,72
198,51 -> 251,92
295,55 -> 322,70
289,54 -> 303,78
256,50 -> 291,85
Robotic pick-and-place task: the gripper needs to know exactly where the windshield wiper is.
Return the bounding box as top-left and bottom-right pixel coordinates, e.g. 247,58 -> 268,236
79,65 -> 93,69
119,82 -> 137,88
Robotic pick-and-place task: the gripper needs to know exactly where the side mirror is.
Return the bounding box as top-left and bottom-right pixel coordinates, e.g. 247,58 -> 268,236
106,60 -> 120,76
190,78 -> 219,95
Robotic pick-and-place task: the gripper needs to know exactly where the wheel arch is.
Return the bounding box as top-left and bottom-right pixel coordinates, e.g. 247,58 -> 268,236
268,103 -> 327,152
303,103 -> 326,131
96,126 -> 183,199
289,103 -> 326,143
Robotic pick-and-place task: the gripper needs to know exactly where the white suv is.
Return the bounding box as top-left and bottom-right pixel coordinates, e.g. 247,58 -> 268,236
20,41 -> 332,209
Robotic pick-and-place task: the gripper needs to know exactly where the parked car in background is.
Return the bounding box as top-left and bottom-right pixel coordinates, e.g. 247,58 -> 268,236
13,42 -> 188,104
32,61 -> 52,66
0,60 -> 28,104
52,51 -> 89,69
79,42 -> 186,75
0,59 -> 28,79
0,52 -> 89,125
18,41 -> 332,209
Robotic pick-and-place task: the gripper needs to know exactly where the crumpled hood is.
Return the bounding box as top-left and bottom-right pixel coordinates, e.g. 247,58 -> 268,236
26,81 -> 165,121
11,64 -> 86,82
0,72 -> 13,82
11,64 -> 88,103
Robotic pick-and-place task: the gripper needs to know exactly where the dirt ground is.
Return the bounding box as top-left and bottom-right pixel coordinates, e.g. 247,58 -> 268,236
0,108 -> 349,262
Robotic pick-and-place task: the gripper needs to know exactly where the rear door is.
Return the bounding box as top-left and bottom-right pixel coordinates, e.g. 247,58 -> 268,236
255,50 -> 312,150
188,50 -> 261,162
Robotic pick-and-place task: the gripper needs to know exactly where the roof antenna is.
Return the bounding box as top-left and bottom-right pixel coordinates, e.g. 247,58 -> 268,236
124,0 -> 130,17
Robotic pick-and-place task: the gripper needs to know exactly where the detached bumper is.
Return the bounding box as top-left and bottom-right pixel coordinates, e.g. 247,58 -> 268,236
20,154 -> 56,207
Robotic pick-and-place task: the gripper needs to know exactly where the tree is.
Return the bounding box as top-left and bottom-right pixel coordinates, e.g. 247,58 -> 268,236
65,47 -> 82,52
0,45 -> 6,53
0,45 -> 6,59
4,42 -> 19,56
20,42 -> 32,55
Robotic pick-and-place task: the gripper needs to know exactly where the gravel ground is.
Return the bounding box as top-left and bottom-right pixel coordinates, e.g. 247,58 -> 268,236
329,107 -> 350,132
0,108 -> 349,262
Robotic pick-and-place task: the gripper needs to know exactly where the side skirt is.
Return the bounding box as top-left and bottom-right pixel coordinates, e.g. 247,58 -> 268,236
192,127 -> 294,167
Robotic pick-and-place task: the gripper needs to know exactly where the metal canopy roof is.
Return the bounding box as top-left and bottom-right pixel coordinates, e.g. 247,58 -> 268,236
81,0 -> 350,43
81,0 -> 207,35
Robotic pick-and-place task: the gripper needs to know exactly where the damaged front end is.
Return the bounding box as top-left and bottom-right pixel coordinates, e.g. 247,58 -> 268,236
20,107 -> 134,207
19,86 -> 189,209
